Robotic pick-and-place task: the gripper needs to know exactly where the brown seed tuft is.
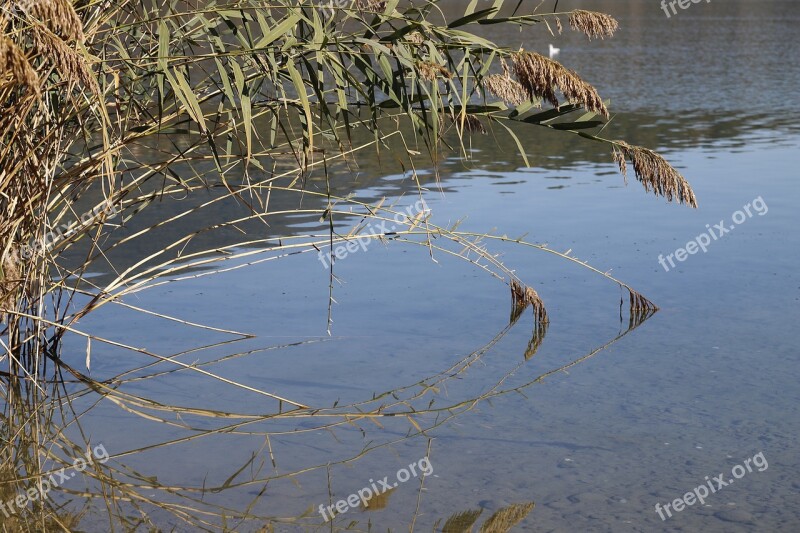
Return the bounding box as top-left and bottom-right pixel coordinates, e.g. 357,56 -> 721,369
28,0 -> 85,43
510,279 -> 548,326
30,26 -> 99,94
417,61 -> 451,81
483,74 -> 526,106
461,114 -> 486,135
512,51 -> 608,118
612,141 -> 698,207
568,10 -> 619,40
0,37 -> 40,93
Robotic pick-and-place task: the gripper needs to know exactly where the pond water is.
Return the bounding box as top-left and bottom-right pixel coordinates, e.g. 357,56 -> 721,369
22,0 -> 800,531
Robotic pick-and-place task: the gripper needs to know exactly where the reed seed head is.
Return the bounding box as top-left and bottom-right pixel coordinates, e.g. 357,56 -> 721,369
568,10 -> 619,40
613,141 -> 698,207
510,279 -> 548,326
0,37 -> 39,93
483,74 -> 526,106
417,61 -> 451,81
31,26 -> 99,94
29,0 -> 85,43
512,51 -> 608,118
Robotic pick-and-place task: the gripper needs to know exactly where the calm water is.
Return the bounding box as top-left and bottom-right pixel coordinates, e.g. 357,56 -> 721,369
38,1 -> 800,531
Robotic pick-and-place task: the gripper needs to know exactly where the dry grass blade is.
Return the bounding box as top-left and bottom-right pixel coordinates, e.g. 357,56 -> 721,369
512,51 -> 608,118
478,502 -> 535,533
363,486 -> 394,510
612,141 -> 698,207
569,10 -> 619,39
356,0 -> 387,12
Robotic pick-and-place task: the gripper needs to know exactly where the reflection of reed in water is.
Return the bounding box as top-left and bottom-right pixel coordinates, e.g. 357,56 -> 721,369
0,376 -> 92,529
0,269 -> 651,530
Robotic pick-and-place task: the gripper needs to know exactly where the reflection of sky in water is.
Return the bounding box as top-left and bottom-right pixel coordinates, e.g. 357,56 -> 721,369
59,1 -> 799,530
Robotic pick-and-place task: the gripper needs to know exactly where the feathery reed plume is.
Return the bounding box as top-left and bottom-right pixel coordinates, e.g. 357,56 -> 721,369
568,10 -> 619,40
30,26 -> 99,94
612,141 -> 698,207
417,61 -> 451,81
0,37 -> 39,93
460,114 -> 486,135
479,502 -> 535,533
510,279 -> 548,325
483,74 -> 527,106
512,51 -> 608,118
29,0 -> 85,43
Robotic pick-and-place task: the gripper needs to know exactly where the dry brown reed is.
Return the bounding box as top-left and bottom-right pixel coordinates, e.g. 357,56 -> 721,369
569,10 -> 619,39
0,36 -> 39,92
461,114 -> 486,134
30,25 -> 99,94
512,51 -> 608,118
28,0 -> 85,43
510,279 -> 548,326
613,141 -> 698,207
483,73 -> 527,106
418,60 -> 452,81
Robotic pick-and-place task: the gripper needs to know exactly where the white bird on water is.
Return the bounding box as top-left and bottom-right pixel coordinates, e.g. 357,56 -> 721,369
549,44 -> 560,58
